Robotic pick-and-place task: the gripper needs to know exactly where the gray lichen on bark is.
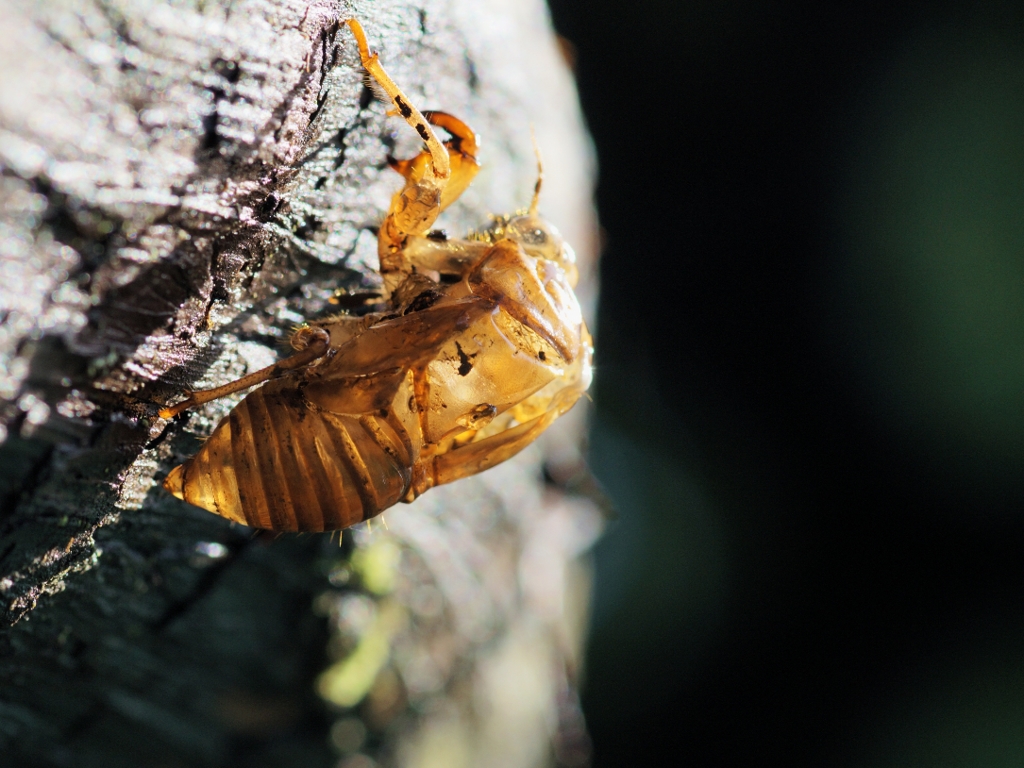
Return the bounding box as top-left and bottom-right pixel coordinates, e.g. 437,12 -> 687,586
0,0 -> 599,765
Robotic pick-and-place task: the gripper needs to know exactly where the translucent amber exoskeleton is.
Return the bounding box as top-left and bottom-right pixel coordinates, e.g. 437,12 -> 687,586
160,19 -> 593,531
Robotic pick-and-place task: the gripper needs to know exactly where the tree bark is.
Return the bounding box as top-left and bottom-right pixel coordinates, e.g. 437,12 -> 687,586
0,0 -> 599,766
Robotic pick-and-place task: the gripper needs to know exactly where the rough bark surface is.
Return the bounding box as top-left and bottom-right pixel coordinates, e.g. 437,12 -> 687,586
0,0 -> 599,766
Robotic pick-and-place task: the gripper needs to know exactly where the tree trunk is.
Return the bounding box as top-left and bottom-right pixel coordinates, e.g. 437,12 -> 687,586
0,0 -> 599,765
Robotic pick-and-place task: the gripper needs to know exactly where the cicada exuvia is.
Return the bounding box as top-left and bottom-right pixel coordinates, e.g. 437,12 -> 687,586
160,19 -> 593,532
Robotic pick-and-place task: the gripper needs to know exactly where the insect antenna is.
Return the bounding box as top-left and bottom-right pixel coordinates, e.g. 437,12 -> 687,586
529,125 -> 543,216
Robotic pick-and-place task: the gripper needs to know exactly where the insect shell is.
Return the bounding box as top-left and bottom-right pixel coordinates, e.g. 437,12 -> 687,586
159,19 -> 593,532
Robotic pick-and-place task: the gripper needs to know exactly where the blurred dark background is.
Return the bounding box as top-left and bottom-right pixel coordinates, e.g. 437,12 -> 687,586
545,0 -> 1024,765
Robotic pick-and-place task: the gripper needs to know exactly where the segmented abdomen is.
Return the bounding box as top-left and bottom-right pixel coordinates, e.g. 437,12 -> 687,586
164,380 -> 413,531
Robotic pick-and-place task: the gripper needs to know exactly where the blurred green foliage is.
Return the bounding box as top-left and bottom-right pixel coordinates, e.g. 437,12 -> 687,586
839,25 -> 1024,483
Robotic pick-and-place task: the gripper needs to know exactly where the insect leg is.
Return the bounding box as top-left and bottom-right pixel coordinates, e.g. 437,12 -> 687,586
398,235 -> 491,276
344,18 -> 450,181
395,111 -> 480,214
343,20 -> 482,293
433,386 -> 586,487
158,328 -> 330,419
381,111 -> 483,281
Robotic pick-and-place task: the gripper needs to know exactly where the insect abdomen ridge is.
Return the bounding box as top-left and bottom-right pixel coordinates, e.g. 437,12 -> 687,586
164,382 -> 413,531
